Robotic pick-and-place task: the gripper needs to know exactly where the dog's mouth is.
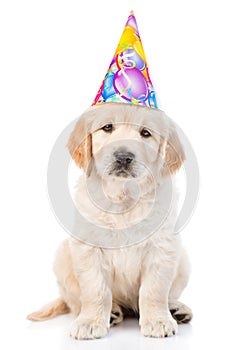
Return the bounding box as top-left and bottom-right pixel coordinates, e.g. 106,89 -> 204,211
108,162 -> 137,178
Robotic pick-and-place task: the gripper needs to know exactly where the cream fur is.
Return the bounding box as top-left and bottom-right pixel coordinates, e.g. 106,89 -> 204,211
27,103 -> 192,339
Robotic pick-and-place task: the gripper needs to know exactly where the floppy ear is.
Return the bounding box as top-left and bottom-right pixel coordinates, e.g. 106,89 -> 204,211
67,118 -> 92,176
160,128 -> 185,176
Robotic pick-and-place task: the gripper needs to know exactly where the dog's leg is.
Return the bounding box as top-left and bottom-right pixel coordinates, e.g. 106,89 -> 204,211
69,243 -> 112,340
139,249 -> 178,338
53,240 -> 81,316
169,248 -> 193,324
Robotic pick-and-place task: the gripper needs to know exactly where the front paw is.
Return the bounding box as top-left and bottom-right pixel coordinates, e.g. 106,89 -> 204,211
140,316 -> 178,338
70,318 -> 108,340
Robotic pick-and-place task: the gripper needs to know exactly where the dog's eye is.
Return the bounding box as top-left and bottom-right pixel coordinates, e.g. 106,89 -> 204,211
140,128 -> 152,138
102,124 -> 113,132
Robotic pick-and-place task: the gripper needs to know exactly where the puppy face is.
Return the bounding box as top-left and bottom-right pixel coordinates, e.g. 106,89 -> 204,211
91,122 -> 161,178
67,103 -> 185,180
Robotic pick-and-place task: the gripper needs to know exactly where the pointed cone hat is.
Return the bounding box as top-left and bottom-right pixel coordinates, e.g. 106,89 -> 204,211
92,11 -> 158,108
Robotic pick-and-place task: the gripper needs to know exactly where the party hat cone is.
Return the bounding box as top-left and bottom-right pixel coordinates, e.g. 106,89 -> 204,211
92,11 -> 158,108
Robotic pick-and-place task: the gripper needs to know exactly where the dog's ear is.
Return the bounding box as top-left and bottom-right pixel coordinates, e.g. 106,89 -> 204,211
67,118 -> 92,176
160,128 -> 185,176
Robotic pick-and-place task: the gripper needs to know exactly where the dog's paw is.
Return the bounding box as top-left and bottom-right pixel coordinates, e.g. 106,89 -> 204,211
70,318 -> 108,340
110,303 -> 124,326
140,316 -> 178,338
169,301 -> 193,324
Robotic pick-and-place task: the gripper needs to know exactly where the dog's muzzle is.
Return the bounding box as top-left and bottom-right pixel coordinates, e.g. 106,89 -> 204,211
109,149 -> 136,177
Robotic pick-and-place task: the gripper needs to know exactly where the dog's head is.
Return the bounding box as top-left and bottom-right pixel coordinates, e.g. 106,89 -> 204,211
67,104 -> 185,181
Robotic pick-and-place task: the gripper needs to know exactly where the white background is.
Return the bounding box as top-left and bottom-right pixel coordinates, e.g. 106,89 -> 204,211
1,0 -> 247,349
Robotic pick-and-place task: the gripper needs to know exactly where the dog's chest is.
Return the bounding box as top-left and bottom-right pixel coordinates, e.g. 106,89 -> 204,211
107,248 -> 142,308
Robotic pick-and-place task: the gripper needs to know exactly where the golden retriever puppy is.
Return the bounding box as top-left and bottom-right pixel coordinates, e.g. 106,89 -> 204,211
27,103 -> 192,339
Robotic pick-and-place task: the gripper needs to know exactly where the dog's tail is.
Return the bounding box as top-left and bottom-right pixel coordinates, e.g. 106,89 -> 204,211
27,298 -> 70,321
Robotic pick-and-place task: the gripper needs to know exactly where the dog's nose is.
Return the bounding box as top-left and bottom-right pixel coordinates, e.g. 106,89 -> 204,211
114,150 -> 135,167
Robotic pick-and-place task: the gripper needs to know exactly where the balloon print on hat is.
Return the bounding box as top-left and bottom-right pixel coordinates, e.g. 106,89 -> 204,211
102,71 -> 115,100
120,49 -> 146,71
114,68 -> 148,103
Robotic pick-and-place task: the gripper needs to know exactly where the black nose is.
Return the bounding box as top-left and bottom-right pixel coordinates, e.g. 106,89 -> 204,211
114,150 -> 135,167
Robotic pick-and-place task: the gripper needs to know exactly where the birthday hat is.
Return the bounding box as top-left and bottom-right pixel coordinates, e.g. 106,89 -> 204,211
92,11 -> 158,108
